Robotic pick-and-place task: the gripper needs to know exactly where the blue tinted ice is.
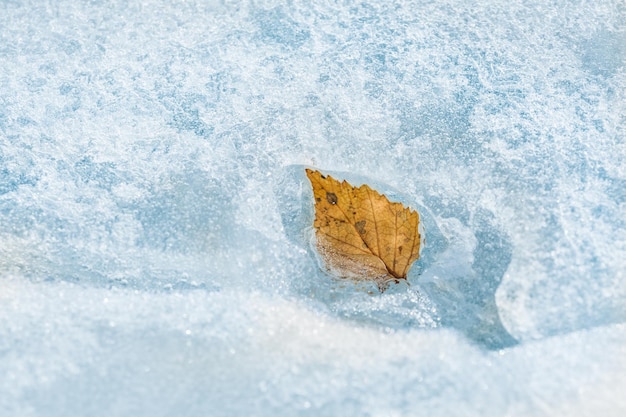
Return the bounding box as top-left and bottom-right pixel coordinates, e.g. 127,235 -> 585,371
1,1 -> 625,415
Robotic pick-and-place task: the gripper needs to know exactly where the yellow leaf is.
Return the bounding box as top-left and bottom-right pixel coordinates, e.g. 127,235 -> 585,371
306,169 -> 421,291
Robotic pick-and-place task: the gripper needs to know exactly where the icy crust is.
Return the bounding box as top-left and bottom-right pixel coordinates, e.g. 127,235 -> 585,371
1,278 -> 625,417
0,0 -> 625,414
1,0 -> 624,342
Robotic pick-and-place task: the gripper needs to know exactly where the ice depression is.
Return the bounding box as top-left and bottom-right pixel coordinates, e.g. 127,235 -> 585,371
1,0 -> 626,416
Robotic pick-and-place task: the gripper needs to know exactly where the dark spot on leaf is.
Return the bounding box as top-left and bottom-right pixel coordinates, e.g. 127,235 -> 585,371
398,245 -> 403,254
355,220 -> 366,234
326,192 -> 338,205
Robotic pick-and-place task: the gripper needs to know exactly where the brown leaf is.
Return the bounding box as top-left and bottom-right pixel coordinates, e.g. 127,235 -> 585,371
306,169 -> 421,291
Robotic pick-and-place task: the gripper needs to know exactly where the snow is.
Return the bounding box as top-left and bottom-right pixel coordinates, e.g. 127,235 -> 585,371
1,0 -> 625,415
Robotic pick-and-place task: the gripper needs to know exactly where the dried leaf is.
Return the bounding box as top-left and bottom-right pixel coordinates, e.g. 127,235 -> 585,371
306,169 -> 421,291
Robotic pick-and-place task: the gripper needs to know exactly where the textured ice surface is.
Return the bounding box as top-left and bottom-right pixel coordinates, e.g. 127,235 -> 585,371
1,0 -> 625,415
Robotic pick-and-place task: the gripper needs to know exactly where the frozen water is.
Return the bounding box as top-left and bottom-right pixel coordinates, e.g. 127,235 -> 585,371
2,278 -> 626,417
1,0 -> 625,416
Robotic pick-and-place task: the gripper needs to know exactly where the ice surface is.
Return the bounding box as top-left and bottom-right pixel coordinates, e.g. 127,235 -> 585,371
1,0 -> 625,415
